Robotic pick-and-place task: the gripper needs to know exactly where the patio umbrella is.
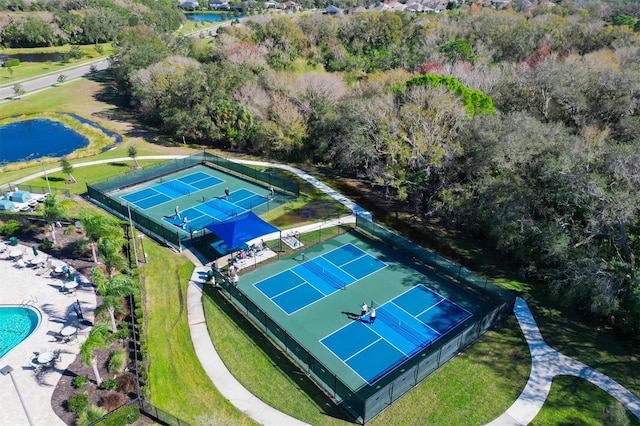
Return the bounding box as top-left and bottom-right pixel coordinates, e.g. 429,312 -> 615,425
32,246 -> 38,256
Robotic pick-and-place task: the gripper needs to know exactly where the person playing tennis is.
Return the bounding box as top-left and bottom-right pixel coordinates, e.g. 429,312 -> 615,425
360,302 -> 368,318
174,206 -> 181,220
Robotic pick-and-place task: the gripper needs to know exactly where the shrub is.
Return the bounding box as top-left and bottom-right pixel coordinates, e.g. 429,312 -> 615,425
41,238 -> 54,250
76,405 -> 107,426
3,58 -> 19,67
1,219 -> 21,236
107,350 -> 128,374
67,238 -> 89,257
100,377 -> 117,390
67,391 -> 89,413
113,323 -> 130,341
96,404 -> 140,426
100,391 -> 125,412
72,375 -> 89,388
602,402 -> 631,426
116,372 -> 137,394
65,225 -> 76,234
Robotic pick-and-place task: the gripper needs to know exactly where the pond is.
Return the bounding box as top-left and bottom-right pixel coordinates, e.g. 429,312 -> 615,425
5,52 -> 65,63
186,13 -> 239,22
0,119 -> 89,164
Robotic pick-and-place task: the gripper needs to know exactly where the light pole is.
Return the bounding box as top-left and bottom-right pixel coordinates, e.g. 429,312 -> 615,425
39,159 -> 52,194
124,203 -> 138,268
1,365 -> 34,426
138,233 -> 147,263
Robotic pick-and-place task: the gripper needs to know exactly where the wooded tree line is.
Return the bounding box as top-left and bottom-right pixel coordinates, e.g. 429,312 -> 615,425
110,4 -> 640,337
0,0 -> 183,47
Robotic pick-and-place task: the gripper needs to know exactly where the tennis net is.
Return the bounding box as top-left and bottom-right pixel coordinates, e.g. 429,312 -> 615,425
375,307 -> 428,348
304,260 -> 345,291
162,180 -> 191,196
203,197 -> 239,218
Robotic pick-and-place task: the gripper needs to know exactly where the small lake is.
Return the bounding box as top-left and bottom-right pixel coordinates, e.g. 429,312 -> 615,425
0,119 -> 89,164
5,52 -> 65,63
186,13 -> 238,22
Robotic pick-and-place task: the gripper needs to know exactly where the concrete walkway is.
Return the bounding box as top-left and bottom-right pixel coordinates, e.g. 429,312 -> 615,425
488,297 -> 640,425
0,243 -> 96,426
8,157 -> 640,425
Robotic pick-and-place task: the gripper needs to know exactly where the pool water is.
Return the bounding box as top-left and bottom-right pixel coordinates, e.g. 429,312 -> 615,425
0,306 -> 40,360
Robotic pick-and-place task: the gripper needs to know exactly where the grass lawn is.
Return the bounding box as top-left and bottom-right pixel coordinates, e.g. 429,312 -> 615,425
532,376 -> 640,426
18,159 -> 170,195
0,77 -> 194,181
0,44 -> 112,86
143,237 -> 256,425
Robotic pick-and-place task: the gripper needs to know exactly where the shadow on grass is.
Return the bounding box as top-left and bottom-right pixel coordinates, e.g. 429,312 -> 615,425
202,285 -> 355,424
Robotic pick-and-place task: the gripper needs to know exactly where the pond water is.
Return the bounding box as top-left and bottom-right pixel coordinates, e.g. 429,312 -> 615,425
0,119 -> 89,164
6,52 -> 65,63
186,13 -> 238,22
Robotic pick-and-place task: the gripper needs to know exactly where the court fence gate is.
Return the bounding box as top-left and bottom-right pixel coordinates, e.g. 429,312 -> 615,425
211,221 -> 515,424
86,152 -> 299,252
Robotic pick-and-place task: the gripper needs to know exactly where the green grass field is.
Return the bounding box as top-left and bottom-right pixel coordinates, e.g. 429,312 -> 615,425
0,44 -> 112,87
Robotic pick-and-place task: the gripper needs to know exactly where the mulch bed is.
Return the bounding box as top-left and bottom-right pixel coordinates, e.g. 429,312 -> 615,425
19,226 -> 151,425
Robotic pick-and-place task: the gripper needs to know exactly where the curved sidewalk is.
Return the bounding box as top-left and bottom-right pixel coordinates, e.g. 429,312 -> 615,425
488,297 -> 640,425
186,279 -> 310,425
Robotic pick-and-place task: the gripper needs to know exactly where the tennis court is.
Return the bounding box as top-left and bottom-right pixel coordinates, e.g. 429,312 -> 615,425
220,223 -> 512,423
320,285 -> 471,384
254,244 -> 386,314
113,165 -> 273,234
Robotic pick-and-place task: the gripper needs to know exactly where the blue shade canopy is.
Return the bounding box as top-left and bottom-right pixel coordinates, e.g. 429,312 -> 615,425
204,211 -> 279,251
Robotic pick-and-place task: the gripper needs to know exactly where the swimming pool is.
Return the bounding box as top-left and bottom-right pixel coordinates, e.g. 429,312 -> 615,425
0,306 -> 40,360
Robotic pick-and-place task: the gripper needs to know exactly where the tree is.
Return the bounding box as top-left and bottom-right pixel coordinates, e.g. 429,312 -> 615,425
12,84 -> 25,99
440,40 -> 477,64
92,268 -> 137,333
56,74 -> 67,86
60,157 -> 76,183
43,194 -> 64,246
127,145 -> 140,168
80,323 -> 109,386
80,213 -> 123,264
97,236 -> 127,278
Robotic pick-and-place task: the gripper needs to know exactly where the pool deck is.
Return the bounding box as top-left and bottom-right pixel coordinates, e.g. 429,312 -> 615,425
0,242 -> 96,426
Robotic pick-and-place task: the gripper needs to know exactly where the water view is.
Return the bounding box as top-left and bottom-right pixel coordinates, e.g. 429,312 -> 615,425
186,13 -> 238,22
0,119 -> 89,164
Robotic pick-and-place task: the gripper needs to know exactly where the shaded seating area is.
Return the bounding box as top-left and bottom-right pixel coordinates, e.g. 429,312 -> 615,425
204,212 -> 280,272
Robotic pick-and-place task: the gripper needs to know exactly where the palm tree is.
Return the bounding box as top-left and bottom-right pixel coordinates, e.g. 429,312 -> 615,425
92,268 -> 137,333
43,194 -> 64,246
80,323 -> 109,386
81,213 -> 122,264
97,236 -> 127,278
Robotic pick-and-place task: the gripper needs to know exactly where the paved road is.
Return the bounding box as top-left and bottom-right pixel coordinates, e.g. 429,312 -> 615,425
0,58 -> 109,101
0,21 -> 229,102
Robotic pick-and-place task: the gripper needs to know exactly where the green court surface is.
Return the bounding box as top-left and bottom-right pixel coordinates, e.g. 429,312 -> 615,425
238,230 -> 496,392
109,164 -> 284,238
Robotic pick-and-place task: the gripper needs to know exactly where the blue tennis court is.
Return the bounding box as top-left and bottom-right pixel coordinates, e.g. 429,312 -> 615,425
122,171 -> 223,209
255,244 -> 386,314
320,285 -> 472,384
162,188 -> 270,232
119,170 -> 271,233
